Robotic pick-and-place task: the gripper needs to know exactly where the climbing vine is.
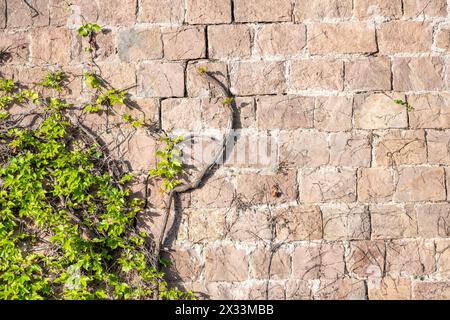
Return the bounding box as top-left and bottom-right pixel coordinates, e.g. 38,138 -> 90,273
149,136 -> 185,193
0,5 -> 237,298
0,68 -> 196,299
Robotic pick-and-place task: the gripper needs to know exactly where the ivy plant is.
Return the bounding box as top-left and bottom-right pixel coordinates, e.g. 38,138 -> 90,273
0,70 -> 194,300
78,23 -> 102,38
394,98 -> 414,112
38,71 -> 67,92
149,136 -> 184,192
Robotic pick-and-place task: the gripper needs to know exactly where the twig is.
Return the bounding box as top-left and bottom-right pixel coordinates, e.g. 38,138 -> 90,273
23,0 -> 40,18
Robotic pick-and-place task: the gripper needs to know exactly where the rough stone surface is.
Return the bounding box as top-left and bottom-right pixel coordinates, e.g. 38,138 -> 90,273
186,0 -> 231,24
294,0 -> 352,21
256,95 -> 314,130
354,0 -> 402,19
138,62 -> 185,97
85,31 -> 116,62
236,170 -> 298,205
185,210 -> 227,242
227,209 -> 272,241
96,0 -> 136,26
186,61 -> 229,97
279,130 -> 329,167
344,58 -> 391,91
205,246 -> 249,282
413,281 -> 450,300
403,0 -> 447,18
358,168 -> 396,203
138,0 -> 184,23
314,96 -> 353,131
234,0 -> 292,22
292,243 -> 346,280
208,25 -> 252,59
249,248 -> 291,280
416,204 -> 450,238
230,61 -> 285,95
321,204 -> 370,240
118,27 -> 163,62
348,241 -> 385,278
161,98 -> 202,131
300,167 -> 357,203
408,93 -> 450,129
435,27 -> 450,51
308,23 -> 377,54
393,57 -> 444,91
163,26 -> 206,60
354,93 -> 407,129
436,240 -> 450,277
374,130 -> 427,166
0,31 -> 30,64
163,248 -> 202,282
95,63 -> 136,92
202,97 -> 254,128
368,277 -> 411,300
50,0 -> 97,26
289,60 -> 343,91
370,204 -> 418,239
190,176 -> 235,209
225,130 -> 278,168
394,167 -> 446,202
7,0 -> 49,28
0,0 -> 5,28
275,205 -> 323,241
378,21 -> 432,53
314,279 -> 366,300
31,27 -> 72,64
328,132 -> 372,167
426,130 -> 450,165
119,130 -> 157,171
386,240 -> 435,276
254,24 -> 306,58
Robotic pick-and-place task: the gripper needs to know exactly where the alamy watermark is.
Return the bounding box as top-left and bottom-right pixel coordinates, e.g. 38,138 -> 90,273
172,129 -> 278,169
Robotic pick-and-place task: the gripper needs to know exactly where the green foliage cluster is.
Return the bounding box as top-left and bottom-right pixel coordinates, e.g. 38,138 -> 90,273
394,98 -> 414,112
0,79 -> 40,119
78,23 -> 102,38
78,23 -> 102,53
0,70 -> 194,300
149,136 -> 184,192
38,71 -> 67,92
82,73 -> 143,128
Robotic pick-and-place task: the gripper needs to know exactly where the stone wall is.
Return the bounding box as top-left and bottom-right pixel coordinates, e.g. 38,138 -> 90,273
2,0 -> 450,299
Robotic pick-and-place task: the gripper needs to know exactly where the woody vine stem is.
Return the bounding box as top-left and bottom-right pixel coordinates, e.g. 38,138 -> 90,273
154,72 -> 238,267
